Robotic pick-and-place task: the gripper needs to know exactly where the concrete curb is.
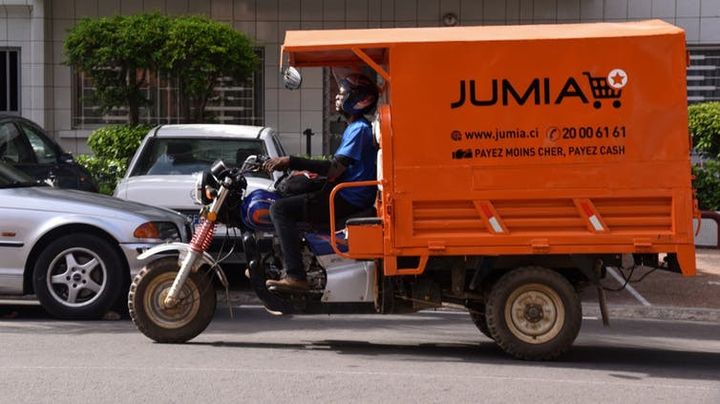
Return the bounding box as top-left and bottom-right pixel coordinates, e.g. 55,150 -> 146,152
582,303 -> 720,323
221,291 -> 720,323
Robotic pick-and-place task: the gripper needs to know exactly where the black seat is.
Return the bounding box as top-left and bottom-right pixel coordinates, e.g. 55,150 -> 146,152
341,206 -> 380,227
346,217 -> 382,226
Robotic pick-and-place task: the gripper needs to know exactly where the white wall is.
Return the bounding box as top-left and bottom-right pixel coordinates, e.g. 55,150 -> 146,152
0,0 -> 47,129
4,0 -> 720,155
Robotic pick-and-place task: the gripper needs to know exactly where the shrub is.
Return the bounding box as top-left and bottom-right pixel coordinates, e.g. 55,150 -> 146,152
75,155 -> 127,195
77,124 -> 151,194
65,13 -> 257,124
693,160 -> 720,211
688,102 -> 720,158
688,102 -> 720,211
65,13 -> 170,124
87,124 -> 150,160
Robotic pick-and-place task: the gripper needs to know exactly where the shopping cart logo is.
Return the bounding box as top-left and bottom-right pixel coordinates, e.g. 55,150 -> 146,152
583,69 -> 627,109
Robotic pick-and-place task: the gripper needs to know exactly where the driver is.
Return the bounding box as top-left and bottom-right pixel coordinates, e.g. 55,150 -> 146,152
263,73 -> 379,291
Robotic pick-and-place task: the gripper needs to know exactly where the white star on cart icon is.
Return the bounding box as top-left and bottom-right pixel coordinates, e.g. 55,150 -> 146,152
607,68 -> 628,89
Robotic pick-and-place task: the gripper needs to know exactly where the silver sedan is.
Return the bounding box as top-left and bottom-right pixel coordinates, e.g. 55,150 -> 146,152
0,162 -> 190,319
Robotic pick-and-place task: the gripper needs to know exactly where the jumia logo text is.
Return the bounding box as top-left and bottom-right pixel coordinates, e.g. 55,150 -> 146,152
450,77 -> 590,109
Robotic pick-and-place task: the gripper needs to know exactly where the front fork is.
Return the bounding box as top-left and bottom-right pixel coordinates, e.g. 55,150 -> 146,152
164,183 -> 230,308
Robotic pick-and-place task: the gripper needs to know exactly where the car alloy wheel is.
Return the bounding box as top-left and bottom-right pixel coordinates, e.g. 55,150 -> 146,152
33,233 -> 125,319
46,247 -> 107,307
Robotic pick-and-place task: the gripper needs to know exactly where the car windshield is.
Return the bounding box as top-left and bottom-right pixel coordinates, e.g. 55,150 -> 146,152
0,161 -> 44,188
130,137 -> 270,178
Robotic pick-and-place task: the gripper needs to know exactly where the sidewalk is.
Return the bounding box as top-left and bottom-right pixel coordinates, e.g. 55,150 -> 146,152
583,248 -> 720,322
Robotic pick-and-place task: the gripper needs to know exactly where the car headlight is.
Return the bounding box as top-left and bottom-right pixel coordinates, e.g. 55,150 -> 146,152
133,222 -> 181,241
192,172 -> 204,205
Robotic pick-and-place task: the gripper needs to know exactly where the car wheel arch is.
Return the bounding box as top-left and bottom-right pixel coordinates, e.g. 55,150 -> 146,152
23,224 -> 129,295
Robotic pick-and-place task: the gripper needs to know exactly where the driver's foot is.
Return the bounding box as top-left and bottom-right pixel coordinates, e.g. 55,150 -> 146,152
266,277 -> 310,291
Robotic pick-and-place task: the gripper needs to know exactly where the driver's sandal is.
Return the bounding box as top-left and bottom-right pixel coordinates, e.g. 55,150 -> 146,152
266,277 -> 311,293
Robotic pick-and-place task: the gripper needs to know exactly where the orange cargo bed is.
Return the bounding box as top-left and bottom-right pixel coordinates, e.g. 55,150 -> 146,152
283,20 -> 696,276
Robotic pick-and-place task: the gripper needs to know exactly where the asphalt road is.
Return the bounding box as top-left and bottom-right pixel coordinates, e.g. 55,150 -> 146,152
0,305 -> 718,404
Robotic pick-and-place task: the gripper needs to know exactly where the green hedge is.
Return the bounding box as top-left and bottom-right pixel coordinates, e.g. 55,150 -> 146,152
693,161 -> 720,211
689,102 -> 720,211
75,155 -> 127,195
76,124 -> 150,194
689,102 -> 720,158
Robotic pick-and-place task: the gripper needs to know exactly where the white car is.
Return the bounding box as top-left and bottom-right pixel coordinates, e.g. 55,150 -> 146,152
113,125 -> 286,260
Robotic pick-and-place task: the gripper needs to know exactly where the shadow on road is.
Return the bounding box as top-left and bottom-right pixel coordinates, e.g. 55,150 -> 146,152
189,337 -> 720,383
3,304 -> 719,383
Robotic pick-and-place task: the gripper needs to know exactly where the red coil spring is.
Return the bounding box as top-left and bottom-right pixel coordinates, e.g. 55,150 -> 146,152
190,218 -> 216,253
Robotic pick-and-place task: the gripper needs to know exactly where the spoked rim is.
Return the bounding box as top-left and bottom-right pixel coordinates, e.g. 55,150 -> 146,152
143,272 -> 201,329
504,283 -> 565,344
46,247 -> 107,308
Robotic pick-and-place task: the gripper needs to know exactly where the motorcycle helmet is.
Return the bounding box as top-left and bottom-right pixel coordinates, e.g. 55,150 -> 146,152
240,189 -> 280,231
338,73 -> 379,116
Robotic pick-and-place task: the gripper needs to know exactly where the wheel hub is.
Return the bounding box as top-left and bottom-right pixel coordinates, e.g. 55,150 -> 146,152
47,247 -> 106,307
143,273 -> 201,330
524,303 -> 544,322
505,283 -> 566,345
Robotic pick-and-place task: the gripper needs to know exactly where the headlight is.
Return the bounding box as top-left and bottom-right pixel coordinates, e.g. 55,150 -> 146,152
192,172 -> 204,205
133,222 -> 181,241
194,171 -> 219,205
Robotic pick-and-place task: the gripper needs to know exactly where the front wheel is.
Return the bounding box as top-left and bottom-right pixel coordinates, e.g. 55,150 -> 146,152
128,257 -> 216,343
486,267 -> 581,361
33,234 -> 124,319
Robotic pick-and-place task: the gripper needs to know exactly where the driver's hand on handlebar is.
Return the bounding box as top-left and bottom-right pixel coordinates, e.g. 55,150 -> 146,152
263,156 -> 290,173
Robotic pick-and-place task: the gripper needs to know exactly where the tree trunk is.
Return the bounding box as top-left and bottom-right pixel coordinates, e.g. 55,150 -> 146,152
128,105 -> 140,125
193,97 -> 205,123
180,95 -> 192,124
127,70 -> 140,125
194,79 -> 216,123
179,79 -> 192,123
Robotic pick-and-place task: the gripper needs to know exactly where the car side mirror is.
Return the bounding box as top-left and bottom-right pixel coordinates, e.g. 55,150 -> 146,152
59,152 -> 74,164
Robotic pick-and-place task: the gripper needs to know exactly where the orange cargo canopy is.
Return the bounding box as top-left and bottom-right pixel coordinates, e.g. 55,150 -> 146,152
282,20 -> 683,68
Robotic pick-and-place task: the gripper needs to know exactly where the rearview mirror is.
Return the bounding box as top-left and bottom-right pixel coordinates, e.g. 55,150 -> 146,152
282,67 -> 302,90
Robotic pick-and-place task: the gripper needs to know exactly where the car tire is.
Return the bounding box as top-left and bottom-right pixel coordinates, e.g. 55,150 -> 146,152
33,234 -> 125,319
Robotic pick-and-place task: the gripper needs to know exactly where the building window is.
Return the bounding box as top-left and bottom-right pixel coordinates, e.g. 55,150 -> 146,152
72,49 -> 264,128
0,49 -> 20,114
688,46 -> 720,103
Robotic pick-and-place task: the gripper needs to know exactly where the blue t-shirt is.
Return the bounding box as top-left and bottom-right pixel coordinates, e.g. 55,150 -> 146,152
335,117 -> 377,208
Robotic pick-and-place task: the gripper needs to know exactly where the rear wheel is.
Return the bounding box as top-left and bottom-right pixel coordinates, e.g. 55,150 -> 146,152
468,303 -> 493,340
486,267 -> 581,360
128,257 -> 216,343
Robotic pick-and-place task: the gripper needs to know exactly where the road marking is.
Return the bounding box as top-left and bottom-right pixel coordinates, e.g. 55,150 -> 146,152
606,267 -> 651,307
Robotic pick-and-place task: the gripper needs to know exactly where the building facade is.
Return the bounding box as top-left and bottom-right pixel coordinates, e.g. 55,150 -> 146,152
1,0 -> 719,155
